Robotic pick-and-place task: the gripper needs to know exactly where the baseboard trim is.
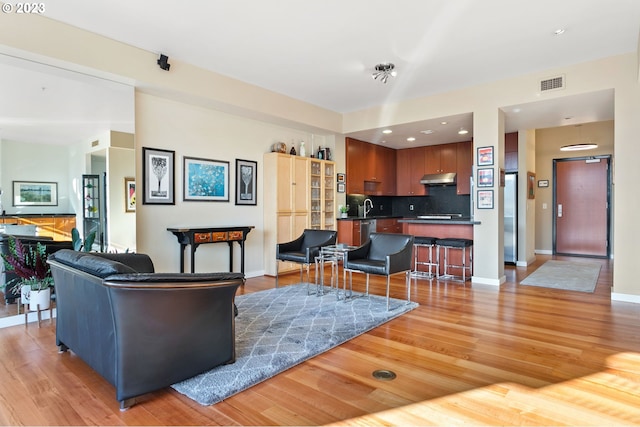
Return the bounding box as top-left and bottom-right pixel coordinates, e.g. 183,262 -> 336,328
611,293 -> 640,304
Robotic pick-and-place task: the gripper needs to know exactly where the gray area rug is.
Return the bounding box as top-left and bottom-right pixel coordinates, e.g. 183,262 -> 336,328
520,260 -> 601,292
171,283 -> 418,405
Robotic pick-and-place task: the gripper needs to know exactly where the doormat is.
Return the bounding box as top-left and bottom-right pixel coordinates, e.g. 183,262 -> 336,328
171,283 -> 418,405
520,260 -> 601,293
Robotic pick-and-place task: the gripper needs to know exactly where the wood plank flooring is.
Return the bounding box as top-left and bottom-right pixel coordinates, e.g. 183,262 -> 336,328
0,255 -> 639,425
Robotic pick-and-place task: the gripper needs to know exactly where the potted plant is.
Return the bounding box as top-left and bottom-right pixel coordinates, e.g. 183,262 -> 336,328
339,205 -> 349,218
1,236 -> 54,311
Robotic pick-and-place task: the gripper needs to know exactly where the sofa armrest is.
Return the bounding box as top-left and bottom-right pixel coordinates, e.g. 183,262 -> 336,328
103,275 -> 242,405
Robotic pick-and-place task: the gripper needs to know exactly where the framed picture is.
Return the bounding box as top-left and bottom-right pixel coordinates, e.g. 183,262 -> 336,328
538,179 -> 549,188
477,146 -> 494,166
527,172 -> 536,199
124,177 -> 135,212
142,147 -> 175,205
477,190 -> 494,209
12,181 -> 57,206
477,168 -> 494,187
183,156 -> 229,202
235,159 -> 257,205
337,173 -> 345,183
337,182 -> 346,193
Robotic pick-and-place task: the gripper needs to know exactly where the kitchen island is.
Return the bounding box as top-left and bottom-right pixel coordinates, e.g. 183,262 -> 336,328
399,217 -> 479,239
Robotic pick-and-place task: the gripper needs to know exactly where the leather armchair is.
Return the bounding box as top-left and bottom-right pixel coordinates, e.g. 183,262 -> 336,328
275,229 -> 337,288
48,249 -> 244,410
343,232 -> 414,310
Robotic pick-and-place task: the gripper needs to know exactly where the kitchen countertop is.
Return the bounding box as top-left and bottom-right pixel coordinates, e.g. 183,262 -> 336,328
399,217 -> 480,225
337,216 -> 480,225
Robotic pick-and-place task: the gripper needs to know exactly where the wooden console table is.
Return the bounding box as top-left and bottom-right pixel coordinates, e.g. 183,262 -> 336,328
167,226 -> 254,273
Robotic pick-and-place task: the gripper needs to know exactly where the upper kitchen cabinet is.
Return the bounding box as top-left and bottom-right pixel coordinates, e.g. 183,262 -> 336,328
456,141 -> 473,195
425,143 -> 457,174
346,138 -> 396,195
505,132 -> 518,172
375,144 -> 396,195
396,146 -> 427,196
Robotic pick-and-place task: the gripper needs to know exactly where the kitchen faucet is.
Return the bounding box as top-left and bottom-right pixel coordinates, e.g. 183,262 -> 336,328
364,198 -> 373,218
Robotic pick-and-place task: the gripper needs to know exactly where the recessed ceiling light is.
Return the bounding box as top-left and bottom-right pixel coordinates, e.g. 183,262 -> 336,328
458,128 -> 469,135
407,137 -> 416,142
382,129 -> 392,134
440,121 -> 448,125
420,130 -> 434,135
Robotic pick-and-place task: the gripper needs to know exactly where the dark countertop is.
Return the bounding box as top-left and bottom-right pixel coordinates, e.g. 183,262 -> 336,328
399,218 -> 480,225
337,215 -> 402,221
338,216 -> 480,225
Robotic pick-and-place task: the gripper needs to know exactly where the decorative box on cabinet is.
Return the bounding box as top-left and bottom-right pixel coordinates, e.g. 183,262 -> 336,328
263,153 -> 336,276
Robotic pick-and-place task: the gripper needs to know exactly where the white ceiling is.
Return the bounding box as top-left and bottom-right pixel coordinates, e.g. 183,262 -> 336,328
1,0 -> 637,147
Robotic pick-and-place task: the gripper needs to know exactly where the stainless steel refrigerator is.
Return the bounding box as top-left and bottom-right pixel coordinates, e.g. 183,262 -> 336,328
504,173 -> 517,264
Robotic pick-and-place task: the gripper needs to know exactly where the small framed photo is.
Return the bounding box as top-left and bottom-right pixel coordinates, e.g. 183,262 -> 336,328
12,181 -> 58,206
527,172 -> 536,199
337,173 -> 345,183
143,147 -> 175,205
236,159 -> 257,205
477,190 -> 494,209
337,182 -> 346,193
538,179 -> 549,188
477,146 -> 494,166
124,177 -> 135,212
477,168 -> 494,187
183,156 -> 229,202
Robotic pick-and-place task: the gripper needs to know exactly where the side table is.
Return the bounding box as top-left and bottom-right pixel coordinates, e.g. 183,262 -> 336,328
317,244 -> 356,300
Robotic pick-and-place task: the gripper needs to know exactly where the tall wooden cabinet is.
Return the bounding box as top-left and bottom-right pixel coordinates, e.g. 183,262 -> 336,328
264,152 -> 336,276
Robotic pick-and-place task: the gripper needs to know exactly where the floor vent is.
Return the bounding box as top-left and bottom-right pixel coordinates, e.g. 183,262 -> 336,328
540,75 -> 565,92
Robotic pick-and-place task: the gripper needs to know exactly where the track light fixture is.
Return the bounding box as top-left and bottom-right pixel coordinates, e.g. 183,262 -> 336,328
157,54 -> 170,71
372,63 -> 397,83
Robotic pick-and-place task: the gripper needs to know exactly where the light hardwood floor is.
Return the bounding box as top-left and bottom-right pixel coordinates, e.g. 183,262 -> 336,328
0,255 -> 638,426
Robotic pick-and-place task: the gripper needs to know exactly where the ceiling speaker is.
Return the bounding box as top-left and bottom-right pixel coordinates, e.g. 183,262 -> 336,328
157,54 -> 170,71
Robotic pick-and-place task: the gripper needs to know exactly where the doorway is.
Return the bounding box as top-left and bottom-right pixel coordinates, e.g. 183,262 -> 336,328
553,156 -> 610,257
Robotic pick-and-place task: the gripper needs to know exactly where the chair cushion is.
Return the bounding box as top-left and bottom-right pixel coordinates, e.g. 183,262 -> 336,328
346,259 -> 387,276
414,236 -> 437,245
277,251 -> 309,264
436,238 -> 473,248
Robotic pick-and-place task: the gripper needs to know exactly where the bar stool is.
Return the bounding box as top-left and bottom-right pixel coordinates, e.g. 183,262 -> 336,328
411,236 -> 438,279
436,238 -> 473,282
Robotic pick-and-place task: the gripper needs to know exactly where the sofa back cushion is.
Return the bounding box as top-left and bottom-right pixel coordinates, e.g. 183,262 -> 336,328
49,250 -> 138,278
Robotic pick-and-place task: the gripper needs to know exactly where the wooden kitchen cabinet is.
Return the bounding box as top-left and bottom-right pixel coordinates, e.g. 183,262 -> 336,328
396,147 -> 427,196
505,132 -> 518,172
346,137 -> 396,195
337,219 -> 361,246
376,218 -> 402,233
425,143 -> 457,174
456,141 -> 473,195
346,138 -> 367,194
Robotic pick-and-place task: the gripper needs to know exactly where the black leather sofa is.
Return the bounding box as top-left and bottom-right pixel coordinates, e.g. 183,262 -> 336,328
47,249 -> 244,410
1,235 -> 73,304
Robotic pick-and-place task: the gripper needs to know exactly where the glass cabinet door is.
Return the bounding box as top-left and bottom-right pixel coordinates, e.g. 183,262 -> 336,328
310,160 -> 322,229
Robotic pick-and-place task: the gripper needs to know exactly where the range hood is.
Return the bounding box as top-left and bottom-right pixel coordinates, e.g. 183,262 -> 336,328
420,172 -> 457,185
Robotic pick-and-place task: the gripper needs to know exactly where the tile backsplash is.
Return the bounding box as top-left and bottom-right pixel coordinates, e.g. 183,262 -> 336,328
346,186 -> 470,217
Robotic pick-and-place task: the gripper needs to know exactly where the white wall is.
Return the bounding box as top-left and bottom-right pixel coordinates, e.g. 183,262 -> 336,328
135,93 -> 334,276
0,140 -> 72,214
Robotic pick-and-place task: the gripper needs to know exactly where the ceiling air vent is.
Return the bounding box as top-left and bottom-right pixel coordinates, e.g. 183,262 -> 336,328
540,75 -> 565,92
